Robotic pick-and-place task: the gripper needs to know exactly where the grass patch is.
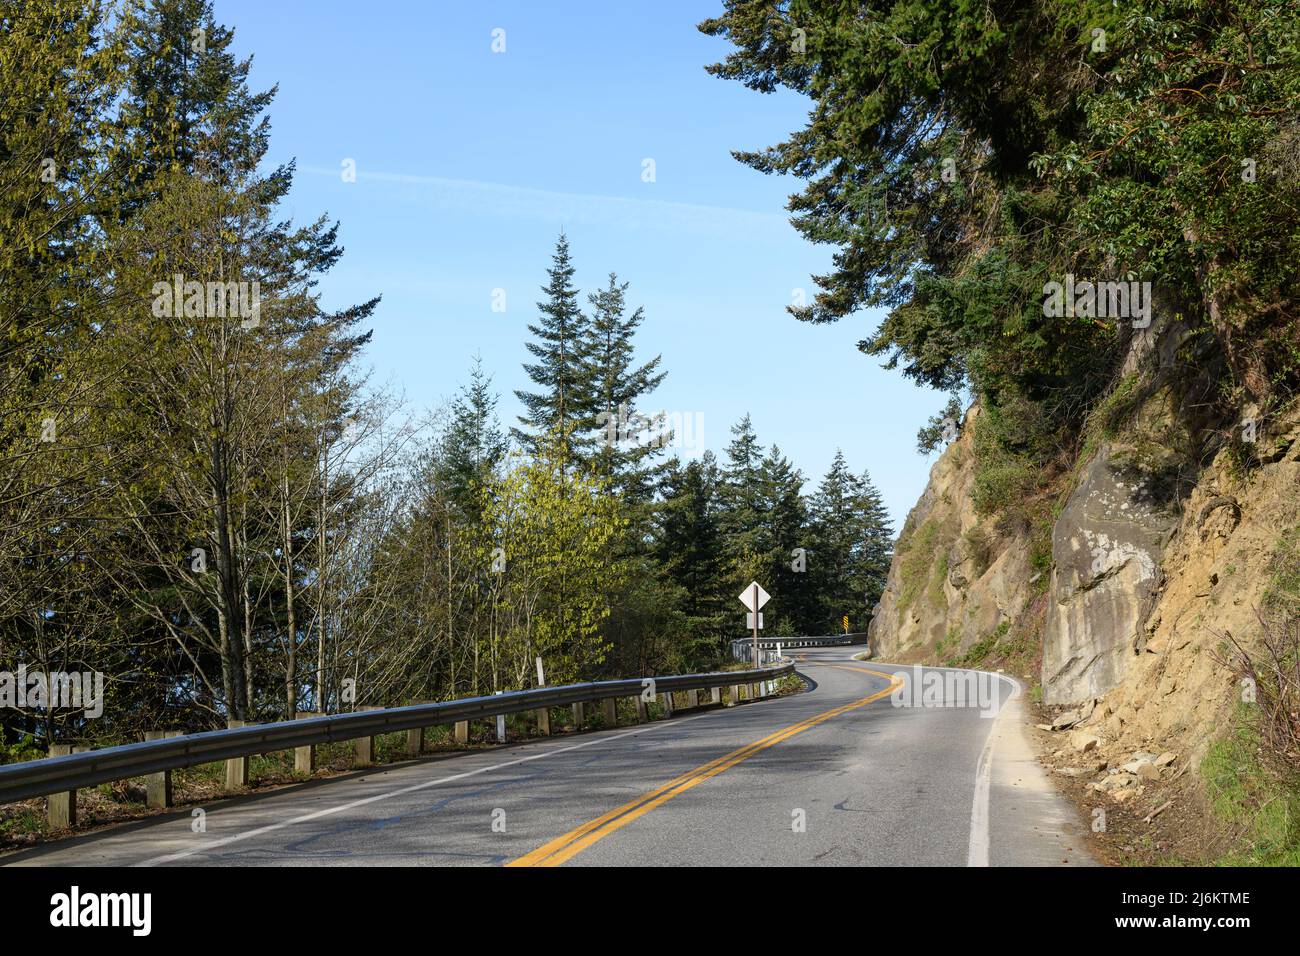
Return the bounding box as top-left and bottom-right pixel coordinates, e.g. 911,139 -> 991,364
939,617 -> 1039,678
897,518 -> 943,613
947,621 -> 1010,668
935,625 -> 960,659
1201,709 -> 1300,866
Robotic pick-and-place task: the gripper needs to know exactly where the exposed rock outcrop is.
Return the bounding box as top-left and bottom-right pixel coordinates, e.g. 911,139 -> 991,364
867,376 -> 1300,771
1041,444 -> 1178,704
868,404 -> 1035,663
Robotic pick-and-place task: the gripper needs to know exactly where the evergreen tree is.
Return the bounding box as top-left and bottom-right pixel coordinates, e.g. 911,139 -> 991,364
514,234 -> 593,470
760,445 -> 811,634
585,272 -> 667,504
808,452 -> 894,633
113,0 -> 281,208
99,0 -> 376,721
0,0 -> 130,747
716,415 -> 771,634
654,453 -> 728,660
718,414 -> 765,553
856,468 -> 894,612
439,357 -> 508,518
702,0 -> 1300,473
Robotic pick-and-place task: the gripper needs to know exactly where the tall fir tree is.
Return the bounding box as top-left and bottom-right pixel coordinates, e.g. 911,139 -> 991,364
718,414 -> 765,550
113,0 -> 280,208
438,357 -> 508,518
513,234 -> 593,470
808,452 -> 894,632
585,272 -> 667,505
855,467 -> 894,614
760,445 -> 812,634
654,453 -> 727,659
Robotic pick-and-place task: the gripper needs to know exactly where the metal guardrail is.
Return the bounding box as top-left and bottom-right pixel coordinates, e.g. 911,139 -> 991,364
731,633 -> 866,658
0,661 -> 794,806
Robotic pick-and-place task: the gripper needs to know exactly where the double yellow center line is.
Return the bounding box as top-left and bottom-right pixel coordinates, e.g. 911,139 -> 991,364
507,665 -> 903,867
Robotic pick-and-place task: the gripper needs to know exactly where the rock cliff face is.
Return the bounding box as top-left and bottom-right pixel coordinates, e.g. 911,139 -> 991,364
868,354 -> 1300,766
1040,443 -> 1178,705
868,403 -> 1036,665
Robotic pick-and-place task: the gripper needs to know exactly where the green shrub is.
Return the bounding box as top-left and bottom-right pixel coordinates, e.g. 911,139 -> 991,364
896,519 -> 942,613
970,397 -> 1058,516
0,733 -> 43,766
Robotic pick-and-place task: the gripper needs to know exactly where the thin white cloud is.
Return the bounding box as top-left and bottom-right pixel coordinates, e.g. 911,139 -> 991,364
301,165 -> 789,238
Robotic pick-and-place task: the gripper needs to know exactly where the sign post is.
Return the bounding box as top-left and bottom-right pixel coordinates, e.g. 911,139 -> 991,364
738,582 -> 770,668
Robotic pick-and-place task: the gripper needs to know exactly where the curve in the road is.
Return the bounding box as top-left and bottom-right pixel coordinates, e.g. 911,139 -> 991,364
0,648 -> 1094,867
507,666 -> 903,866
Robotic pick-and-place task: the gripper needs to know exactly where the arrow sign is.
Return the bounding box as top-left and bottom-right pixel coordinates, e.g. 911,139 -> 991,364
738,582 -> 770,612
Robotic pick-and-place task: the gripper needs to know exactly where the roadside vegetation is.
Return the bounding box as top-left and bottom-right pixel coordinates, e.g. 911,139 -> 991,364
1204,530 -> 1300,864
1,0 -> 894,768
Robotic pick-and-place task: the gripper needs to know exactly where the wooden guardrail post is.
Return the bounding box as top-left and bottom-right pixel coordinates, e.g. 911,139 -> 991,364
294,712 -> 321,773
660,691 -> 674,717
688,689 -> 700,709
535,705 -> 551,736
711,687 -> 722,705
634,694 -> 648,723
143,731 -> 180,809
354,705 -> 381,766
46,744 -> 77,828
406,701 -> 433,757
728,685 -> 740,706
603,698 -> 617,727
225,720 -> 249,791
571,701 -> 585,730
454,720 -> 469,744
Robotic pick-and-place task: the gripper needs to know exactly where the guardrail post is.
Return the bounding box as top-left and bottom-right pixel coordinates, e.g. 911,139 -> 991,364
46,744 -> 77,829
660,691 -> 674,717
710,687 -> 721,705
603,698 -> 617,727
295,712 -> 321,772
406,701 -> 432,757
571,701 -> 585,730
728,685 -> 740,707
634,694 -> 648,723
225,720 -> 250,791
494,691 -> 507,743
454,720 -> 469,744
753,682 -> 763,700
687,689 -> 700,709
355,706 -> 381,766
143,731 -> 176,808
535,705 -> 551,736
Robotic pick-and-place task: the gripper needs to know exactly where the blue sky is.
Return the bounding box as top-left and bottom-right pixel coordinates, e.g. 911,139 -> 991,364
219,0 -> 949,529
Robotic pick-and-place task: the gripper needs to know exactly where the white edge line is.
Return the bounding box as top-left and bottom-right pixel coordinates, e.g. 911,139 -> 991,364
967,670 -> 1022,867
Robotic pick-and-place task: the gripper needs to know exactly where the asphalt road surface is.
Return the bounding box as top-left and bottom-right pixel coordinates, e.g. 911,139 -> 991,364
2,648 -> 1095,867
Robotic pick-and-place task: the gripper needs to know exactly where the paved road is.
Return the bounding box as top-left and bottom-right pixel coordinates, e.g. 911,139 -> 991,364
1,648 -> 1094,866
